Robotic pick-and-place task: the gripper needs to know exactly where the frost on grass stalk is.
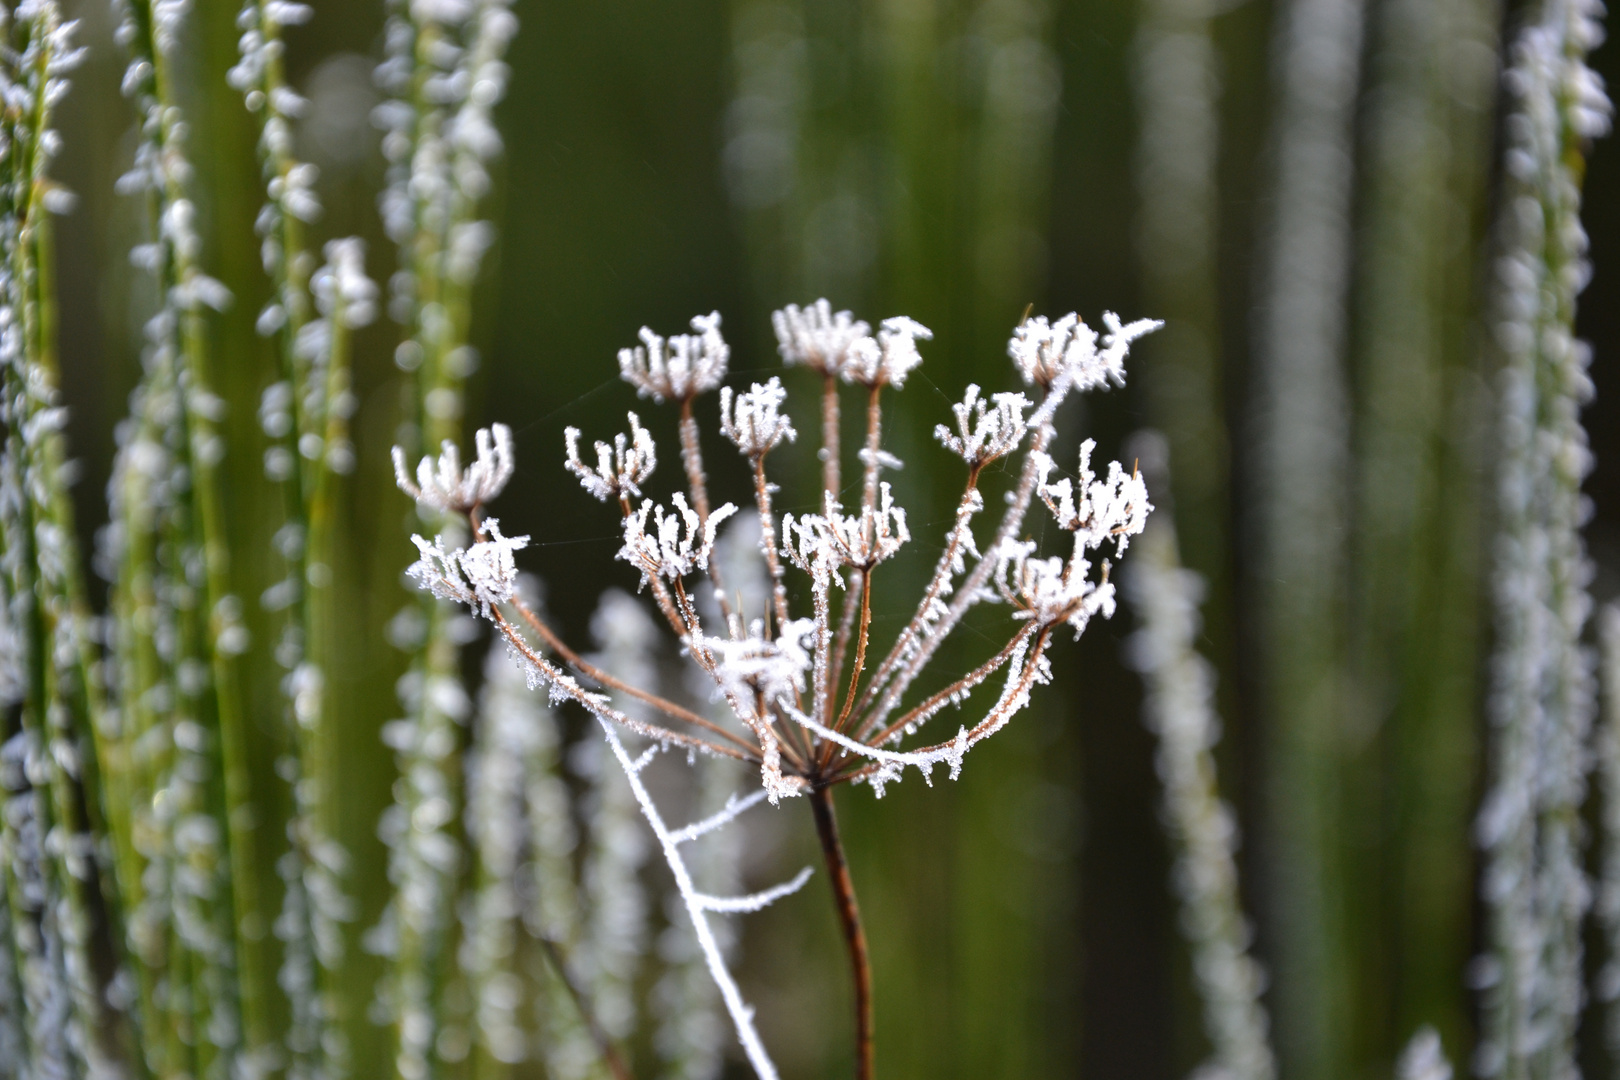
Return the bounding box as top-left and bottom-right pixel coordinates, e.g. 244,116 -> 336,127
372,0 -> 517,1074
106,0 -> 285,1072
232,7 -> 377,1066
0,4 -> 129,1077
397,302 -> 1157,1079
1599,605 -> 1620,1061
1123,461 -> 1274,1080
1473,2 -> 1610,1077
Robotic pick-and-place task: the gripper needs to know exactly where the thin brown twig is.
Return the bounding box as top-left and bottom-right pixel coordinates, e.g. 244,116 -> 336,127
508,596 -> 757,756
821,371 -> 840,500
833,570 -> 874,735
490,610 -> 752,763
855,624 -> 1036,757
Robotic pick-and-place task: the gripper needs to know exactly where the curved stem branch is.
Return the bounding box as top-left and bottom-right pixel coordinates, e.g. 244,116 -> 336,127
809,785 -> 873,1080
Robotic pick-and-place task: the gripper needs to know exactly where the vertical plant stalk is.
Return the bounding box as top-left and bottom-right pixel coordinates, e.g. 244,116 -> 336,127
1598,605 -> 1620,1066
231,4 -> 376,1075
111,2 -> 280,1075
1474,2 -> 1609,1078
0,6 -> 136,1076
1483,2 -> 1607,1080
1251,0 -> 1365,1069
373,2 -> 517,1075
1125,501 -> 1274,1080
808,785 -> 872,1080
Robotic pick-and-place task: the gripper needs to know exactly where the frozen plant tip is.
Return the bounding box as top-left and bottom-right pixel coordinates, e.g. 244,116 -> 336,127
619,312 -> 730,404
397,303 -> 1158,1080
393,421 -> 515,514
566,413 -> 657,503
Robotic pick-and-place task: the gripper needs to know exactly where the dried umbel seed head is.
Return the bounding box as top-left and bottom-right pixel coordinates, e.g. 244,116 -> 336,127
841,316 -> 931,389
1008,311 -> 1162,392
1033,440 -> 1151,553
619,311 -> 729,403
565,412 -> 657,502
772,299 -> 875,378
719,378 -> 797,459
393,422 -> 515,514
935,384 -> 1030,467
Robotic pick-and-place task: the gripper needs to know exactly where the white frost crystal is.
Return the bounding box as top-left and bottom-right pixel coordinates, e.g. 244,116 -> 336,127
772,299 -> 875,377
394,423 -> 515,514
935,384 -> 1029,466
619,312 -> 730,403
841,316 -> 931,388
565,413 -> 657,502
719,378 -> 797,458
1008,311 -> 1161,392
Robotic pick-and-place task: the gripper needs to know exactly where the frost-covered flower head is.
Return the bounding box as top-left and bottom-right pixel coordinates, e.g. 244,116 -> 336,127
393,422 -> 514,514
619,312 -> 729,403
842,316 -> 931,389
719,378 -> 797,459
785,486 -> 910,573
565,412 -> 656,502
772,299 -> 876,377
1034,440 -> 1152,554
995,540 -> 1116,638
1009,311 -> 1162,392
619,493 -> 738,585
935,384 -> 1029,467
408,518 -> 528,617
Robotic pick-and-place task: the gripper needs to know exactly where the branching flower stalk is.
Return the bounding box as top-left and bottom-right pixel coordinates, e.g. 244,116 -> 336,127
372,1 -> 516,1075
1474,2 -> 1610,1077
399,302 -> 1158,1078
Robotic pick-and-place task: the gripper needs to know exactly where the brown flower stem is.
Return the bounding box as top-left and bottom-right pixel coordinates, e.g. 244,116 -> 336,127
809,784 -> 873,1080
822,371 -> 841,499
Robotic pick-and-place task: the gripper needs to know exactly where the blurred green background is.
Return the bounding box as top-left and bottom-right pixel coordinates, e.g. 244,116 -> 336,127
44,0 -> 1620,1076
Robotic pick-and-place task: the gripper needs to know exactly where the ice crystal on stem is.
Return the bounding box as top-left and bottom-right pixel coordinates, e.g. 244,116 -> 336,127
397,302 -> 1156,1077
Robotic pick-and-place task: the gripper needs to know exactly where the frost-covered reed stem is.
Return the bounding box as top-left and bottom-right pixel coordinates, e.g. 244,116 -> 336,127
231,5 -> 377,1073
1598,605 -> 1620,1066
0,5 -> 127,1075
1125,507 -> 1273,1080
111,0 -> 279,1071
373,1 -> 516,1073
1474,3 -> 1609,1078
